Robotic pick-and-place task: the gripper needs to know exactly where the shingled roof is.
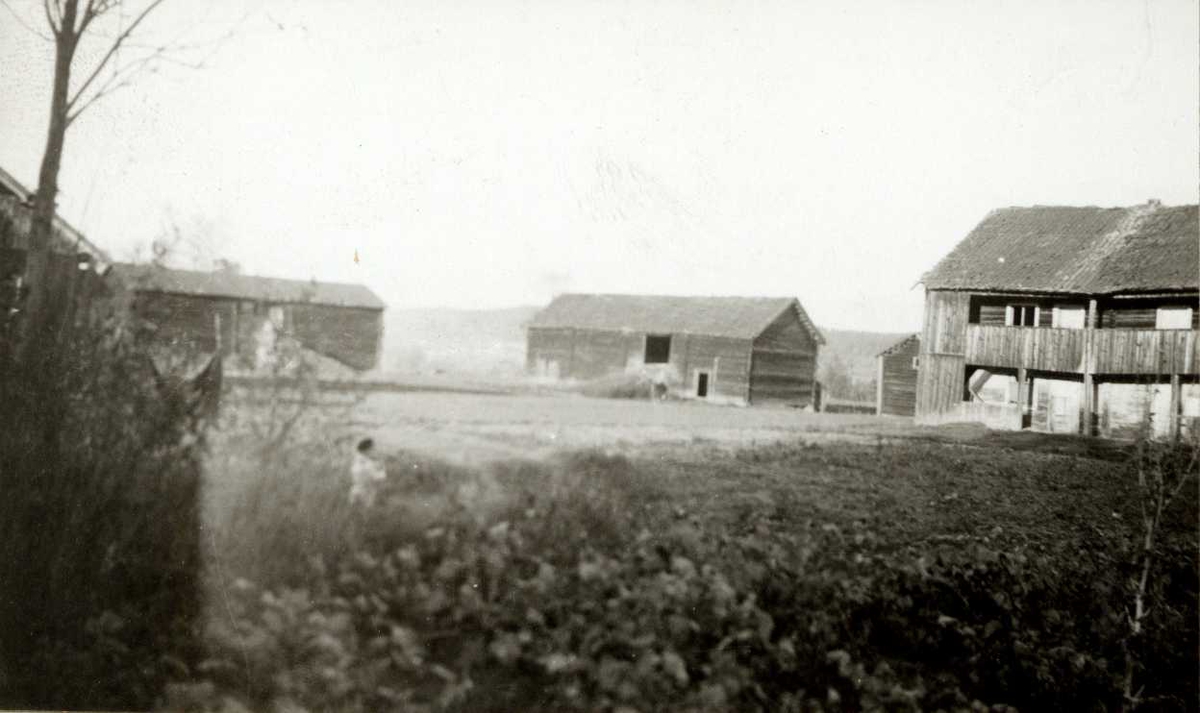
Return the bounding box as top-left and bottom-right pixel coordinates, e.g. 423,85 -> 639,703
877,333 -> 919,358
922,202 -> 1199,295
528,293 -> 825,343
110,263 -> 386,310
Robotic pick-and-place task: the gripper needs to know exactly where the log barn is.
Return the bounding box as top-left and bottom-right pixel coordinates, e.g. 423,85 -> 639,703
109,263 -> 386,373
915,201 -> 1199,439
526,293 -> 824,407
876,334 -> 919,417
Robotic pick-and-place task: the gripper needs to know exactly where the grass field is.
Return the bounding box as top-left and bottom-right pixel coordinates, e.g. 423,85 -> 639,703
190,386 -> 1199,711
344,389 -> 1135,466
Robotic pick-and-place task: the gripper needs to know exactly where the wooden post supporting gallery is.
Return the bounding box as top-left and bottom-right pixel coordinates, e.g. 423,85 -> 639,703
1169,373 -> 1182,442
1081,299 -> 1097,436
1017,367 -> 1029,429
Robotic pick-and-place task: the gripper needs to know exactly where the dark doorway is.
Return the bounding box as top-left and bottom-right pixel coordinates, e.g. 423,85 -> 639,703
697,372 -> 709,398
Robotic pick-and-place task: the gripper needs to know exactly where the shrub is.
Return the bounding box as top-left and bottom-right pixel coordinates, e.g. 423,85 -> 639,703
0,314 -> 214,710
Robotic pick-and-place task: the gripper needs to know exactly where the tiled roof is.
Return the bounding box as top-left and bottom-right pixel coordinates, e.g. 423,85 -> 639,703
528,293 -> 825,343
922,203 -> 1199,294
110,263 -> 386,310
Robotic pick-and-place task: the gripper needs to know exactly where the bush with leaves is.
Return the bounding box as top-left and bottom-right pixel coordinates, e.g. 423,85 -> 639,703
0,309 -> 216,710
191,440 -> 1197,712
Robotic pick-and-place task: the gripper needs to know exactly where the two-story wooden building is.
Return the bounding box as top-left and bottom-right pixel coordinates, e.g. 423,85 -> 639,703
915,201 -> 1199,439
526,293 -> 824,407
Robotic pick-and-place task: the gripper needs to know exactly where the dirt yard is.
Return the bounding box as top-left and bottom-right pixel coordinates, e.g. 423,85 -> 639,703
350,391 -> 900,463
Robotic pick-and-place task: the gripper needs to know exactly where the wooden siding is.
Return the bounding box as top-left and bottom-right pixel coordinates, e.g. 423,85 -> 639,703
526,327 -> 754,403
978,304 -> 1007,326
526,327 -> 640,380
2,247 -> 107,346
134,292 -> 233,355
1099,297 -> 1200,330
688,334 -> 753,402
290,303 -> 383,371
915,291 -> 969,420
916,354 -> 967,419
133,293 -> 383,371
965,325 -> 1086,372
878,340 -> 919,416
525,327 -> 577,377
922,290 -> 970,355
750,307 -> 818,406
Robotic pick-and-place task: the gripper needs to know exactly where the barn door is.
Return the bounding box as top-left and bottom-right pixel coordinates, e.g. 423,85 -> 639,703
696,372 -> 709,398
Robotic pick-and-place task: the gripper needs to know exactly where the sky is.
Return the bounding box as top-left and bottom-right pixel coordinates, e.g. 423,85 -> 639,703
1,0 -> 1196,332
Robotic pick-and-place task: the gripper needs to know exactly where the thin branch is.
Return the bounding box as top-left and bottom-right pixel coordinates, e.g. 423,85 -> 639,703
66,0 -> 169,112
66,40 -> 204,124
74,0 -> 100,36
0,0 -> 54,41
42,0 -> 60,36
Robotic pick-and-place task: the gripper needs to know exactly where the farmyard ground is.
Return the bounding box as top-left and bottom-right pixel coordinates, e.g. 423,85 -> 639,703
194,387 -> 1196,711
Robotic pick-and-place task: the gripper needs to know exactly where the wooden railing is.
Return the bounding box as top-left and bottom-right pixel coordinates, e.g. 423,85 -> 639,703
1090,328 -> 1199,375
965,325 -> 1086,372
964,325 -> 1199,375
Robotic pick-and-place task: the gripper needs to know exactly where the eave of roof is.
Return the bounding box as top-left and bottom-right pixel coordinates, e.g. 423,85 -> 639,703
528,292 -> 825,344
110,263 -> 387,310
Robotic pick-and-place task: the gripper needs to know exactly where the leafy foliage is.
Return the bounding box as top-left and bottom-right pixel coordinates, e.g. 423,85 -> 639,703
191,439 -> 1197,712
0,309 -> 215,710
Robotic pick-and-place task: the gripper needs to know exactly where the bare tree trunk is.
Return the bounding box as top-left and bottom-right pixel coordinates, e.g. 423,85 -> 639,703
19,0 -> 81,363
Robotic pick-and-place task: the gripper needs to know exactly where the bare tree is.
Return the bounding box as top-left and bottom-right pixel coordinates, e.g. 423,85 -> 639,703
13,0 -> 179,360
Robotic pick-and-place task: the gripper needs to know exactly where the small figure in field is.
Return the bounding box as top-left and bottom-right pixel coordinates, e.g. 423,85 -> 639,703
349,437 -> 387,507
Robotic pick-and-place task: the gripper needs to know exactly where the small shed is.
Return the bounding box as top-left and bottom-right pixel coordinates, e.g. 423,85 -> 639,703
876,334 -> 920,416
527,293 -> 825,407
109,264 -> 386,372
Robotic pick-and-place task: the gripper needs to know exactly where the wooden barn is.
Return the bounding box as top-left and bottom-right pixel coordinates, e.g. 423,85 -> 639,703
0,165 -> 109,337
876,334 -> 919,416
109,264 -> 386,373
526,293 -> 824,406
915,201 -> 1199,439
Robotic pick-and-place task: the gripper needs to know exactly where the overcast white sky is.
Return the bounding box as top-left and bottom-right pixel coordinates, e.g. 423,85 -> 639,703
1,0 -> 1196,331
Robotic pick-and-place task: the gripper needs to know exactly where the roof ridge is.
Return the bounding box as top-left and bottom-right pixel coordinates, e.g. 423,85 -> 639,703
556,292 -> 796,301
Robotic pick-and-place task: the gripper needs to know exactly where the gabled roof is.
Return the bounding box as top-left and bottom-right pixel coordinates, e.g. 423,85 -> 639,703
0,165 -> 109,263
110,263 -> 386,310
877,333 -> 919,357
528,293 -> 825,344
921,203 -> 1199,295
